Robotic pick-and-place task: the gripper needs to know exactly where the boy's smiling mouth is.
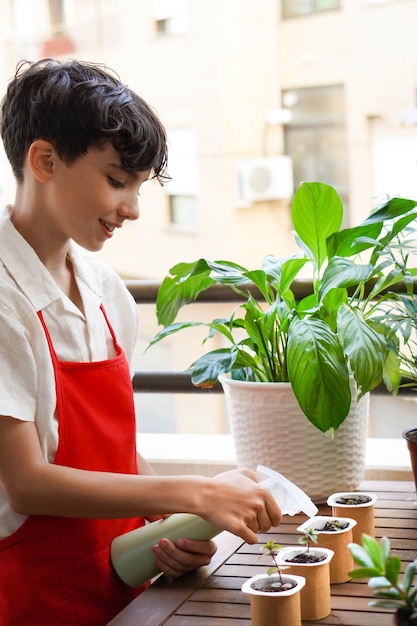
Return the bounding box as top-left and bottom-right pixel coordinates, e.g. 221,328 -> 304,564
99,219 -> 116,233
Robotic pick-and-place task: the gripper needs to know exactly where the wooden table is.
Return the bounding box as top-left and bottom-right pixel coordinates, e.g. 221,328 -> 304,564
108,480 -> 417,625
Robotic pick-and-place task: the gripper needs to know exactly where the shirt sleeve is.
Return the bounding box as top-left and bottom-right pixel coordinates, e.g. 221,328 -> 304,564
0,298 -> 39,422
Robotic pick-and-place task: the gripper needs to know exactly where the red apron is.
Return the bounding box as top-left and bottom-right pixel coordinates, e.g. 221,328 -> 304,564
0,305 -> 146,625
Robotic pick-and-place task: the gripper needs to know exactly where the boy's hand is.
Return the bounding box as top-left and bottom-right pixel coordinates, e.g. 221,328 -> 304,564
198,468 -> 283,544
152,537 -> 217,578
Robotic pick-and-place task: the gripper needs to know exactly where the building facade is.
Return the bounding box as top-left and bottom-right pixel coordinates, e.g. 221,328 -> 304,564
1,0 -> 416,279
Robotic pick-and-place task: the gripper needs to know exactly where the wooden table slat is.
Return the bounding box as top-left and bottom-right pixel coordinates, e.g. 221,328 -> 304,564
168,618 -> 252,626
177,600 -> 249,619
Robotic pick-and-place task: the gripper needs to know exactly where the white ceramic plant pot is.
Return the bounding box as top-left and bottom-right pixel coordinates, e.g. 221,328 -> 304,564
219,375 -> 369,503
276,546 -> 334,621
327,491 -> 377,543
241,573 -> 305,626
298,516 -> 357,584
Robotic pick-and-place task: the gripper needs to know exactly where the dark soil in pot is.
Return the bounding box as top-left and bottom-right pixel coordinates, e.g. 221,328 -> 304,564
394,607 -> 416,626
251,577 -> 297,593
319,520 -> 349,531
285,552 -> 327,564
404,429 -> 417,443
334,495 -> 372,505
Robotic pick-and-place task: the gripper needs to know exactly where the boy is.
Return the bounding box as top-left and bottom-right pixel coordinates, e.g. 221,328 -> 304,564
0,59 -> 281,625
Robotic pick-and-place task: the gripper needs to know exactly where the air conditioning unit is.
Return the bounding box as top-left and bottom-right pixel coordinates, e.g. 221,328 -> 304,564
235,156 -> 293,205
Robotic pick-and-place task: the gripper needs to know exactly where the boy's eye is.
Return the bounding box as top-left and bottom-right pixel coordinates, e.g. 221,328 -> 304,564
108,176 -> 124,189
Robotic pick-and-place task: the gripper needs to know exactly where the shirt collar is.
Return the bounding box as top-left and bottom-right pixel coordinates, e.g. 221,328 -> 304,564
0,206 -> 102,311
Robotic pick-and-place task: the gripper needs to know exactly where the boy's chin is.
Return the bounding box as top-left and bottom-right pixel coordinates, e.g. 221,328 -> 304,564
72,238 -> 106,253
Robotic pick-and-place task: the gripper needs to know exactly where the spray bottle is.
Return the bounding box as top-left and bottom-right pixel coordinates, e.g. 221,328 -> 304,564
110,465 -> 318,588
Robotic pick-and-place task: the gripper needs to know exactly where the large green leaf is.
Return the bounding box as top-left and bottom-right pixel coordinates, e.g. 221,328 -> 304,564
204,320 -> 236,345
191,348 -> 239,387
168,258 -> 211,278
377,210 -> 417,244
286,317 -> 351,433
326,222 -> 382,258
363,197 -> 417,224
360,534 -> 383,570
337,305 -> 387,394
366,268 -> 404,300
319,258 -> 373,301
243,269 -> 272,302
292,182 -> 343,272
147,321 -> 204,349
368,578 -> 395,590
384,555 -> 402,587
320,288 -> 348,330
262,254 -> 309,294
348,542 -> 376,569
349,567 -> 383,580
171,258 -> 249,285
403,562 -> 417,593
156,271 -> 215,326
156,258 -> 260,327
379,536 -> 392,563
191,346 -> 266,385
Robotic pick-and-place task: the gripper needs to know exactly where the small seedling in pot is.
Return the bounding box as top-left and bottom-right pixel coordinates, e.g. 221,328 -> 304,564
286,528 -> 325,564
298,527 -> 318,553
349,534 -> 417,625
260,540 -> 292,591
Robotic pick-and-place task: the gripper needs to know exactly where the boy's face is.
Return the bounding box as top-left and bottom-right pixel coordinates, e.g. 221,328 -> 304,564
45,142 -> 150,252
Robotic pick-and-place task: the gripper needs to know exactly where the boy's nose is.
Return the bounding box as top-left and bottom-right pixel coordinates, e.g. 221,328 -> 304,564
117,196 -> 140,221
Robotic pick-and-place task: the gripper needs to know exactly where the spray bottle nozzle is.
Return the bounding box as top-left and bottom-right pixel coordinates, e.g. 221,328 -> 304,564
256,465 -> 318,517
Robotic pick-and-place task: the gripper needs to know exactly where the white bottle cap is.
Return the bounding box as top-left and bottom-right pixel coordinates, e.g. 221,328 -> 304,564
256,464 -> 318,517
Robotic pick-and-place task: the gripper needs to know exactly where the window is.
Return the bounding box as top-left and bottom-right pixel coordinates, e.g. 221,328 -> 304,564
165,128 -> 199,230
169,196 -> 198,229
282,0 -> 341,18
39,0 -> 75,57
151,0 -> 188,35
48,0 -> 66,34
283,85 -> 349,209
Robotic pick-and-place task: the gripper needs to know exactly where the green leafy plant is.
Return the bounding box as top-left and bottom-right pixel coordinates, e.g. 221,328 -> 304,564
349,534 -> 417,624
378,293 -> 417,393
260,534 -> 321,587
298,527 -> 318,552
149,181 -> 417,434
256,540 -> 293,592
261,540 -> 284,578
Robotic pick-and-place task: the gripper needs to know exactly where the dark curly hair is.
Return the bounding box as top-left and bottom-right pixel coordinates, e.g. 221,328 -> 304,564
0,58 -> 169,183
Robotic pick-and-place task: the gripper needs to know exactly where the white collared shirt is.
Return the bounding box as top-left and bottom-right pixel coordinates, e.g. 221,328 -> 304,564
0,206 -> 139,536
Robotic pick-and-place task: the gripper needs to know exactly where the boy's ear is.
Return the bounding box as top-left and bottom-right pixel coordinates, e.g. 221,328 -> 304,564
27,140 -> 57,183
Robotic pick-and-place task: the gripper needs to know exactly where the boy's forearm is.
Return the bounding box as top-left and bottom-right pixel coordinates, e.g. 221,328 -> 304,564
0,417 -> 203,520
0,418 -> 281,543
8,455 -> 207,520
